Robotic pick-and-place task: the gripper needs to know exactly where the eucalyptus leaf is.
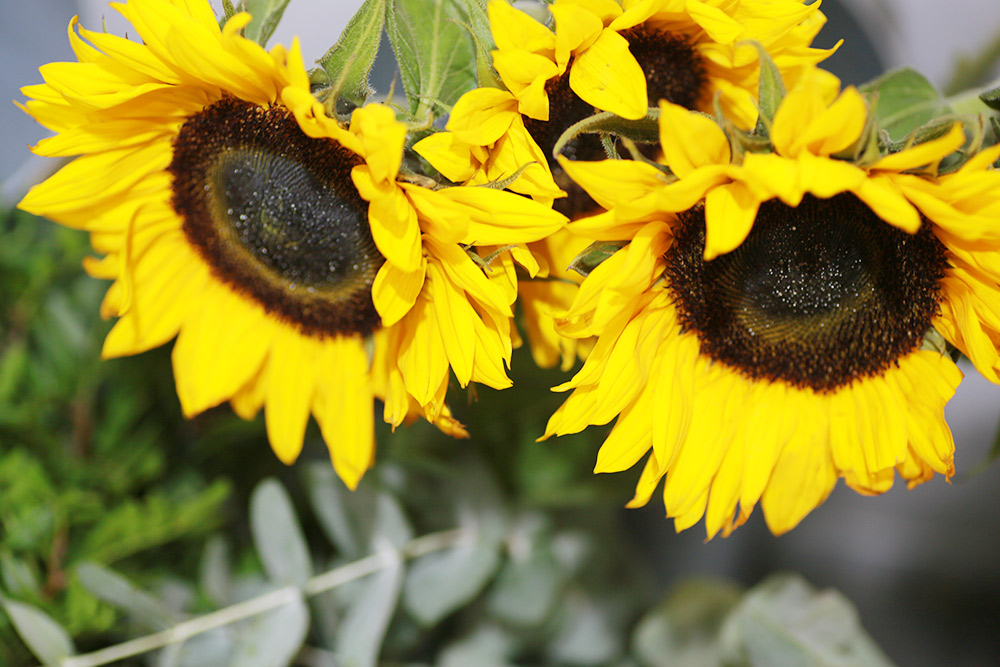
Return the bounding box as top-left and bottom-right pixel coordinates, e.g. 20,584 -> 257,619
304,464 -> 413,558
719,574 -> 895,667
0,551 -> 41,598
404,542 -> 500,627
1,596 -> 76,666
241,0 -> 292,46
250,478 -> 313,588
439,623 -> 515,667
317,0 -> 387,107
231,593 -> 310,667
386,0 -> 478,118
199,536 -> 233,608
632,578 -> 742,667
487,548 -> 562,628
335,552 -> 404,667
860,68 -> 952,142
547,591 -> 621,666
76,561 -> 176,630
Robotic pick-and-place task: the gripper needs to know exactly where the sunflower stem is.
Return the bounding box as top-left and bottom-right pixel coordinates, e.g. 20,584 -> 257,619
58,529 -> 467,667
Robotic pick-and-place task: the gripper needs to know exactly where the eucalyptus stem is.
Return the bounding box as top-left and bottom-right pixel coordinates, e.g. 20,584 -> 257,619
59,529 -> 467,667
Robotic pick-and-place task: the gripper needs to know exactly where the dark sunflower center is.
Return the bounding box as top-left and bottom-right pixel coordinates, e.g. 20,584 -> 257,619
665,193 -> 949,391
523,27 -> 706,219
170,97 -> 382,338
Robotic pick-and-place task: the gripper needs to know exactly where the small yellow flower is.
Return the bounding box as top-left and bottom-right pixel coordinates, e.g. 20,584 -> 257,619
19,0 -> 565,489
546,74 -> 1000,537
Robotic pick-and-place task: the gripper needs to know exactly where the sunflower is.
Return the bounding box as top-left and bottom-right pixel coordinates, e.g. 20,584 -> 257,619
18,0 -> 565,489
544,72 -> 1000,537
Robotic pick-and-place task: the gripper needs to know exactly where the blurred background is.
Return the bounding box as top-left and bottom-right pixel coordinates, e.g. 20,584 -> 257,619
3,1 -> 1000,665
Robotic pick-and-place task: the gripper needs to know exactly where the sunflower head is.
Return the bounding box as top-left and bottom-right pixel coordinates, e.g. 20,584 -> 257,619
18,0 -> 566,490
547,70 -> 1000,537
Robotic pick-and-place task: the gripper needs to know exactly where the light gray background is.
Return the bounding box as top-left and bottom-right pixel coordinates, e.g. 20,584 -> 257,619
3,1 -> 1000,664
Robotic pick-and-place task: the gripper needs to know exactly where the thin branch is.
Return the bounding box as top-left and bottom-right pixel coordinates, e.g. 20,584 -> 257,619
60,529 -> 468,667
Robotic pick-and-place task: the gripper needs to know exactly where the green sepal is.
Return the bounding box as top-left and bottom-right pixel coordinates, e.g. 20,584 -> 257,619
220,0 -> 238,24
553,109 -> 660,161
859,68 -> 952,142
568,241 -> 628,277
744,41 -> 786,137
833,103 -> 882,166
980,85 -> 1000,111
241,0 -> 292,46
317,0 -> 388,109
386,0 -> 478,121
461,0 -> 502,89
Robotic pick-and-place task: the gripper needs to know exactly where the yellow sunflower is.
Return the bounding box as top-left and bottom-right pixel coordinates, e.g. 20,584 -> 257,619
18,0 -> 565,489
544,73 -> 1000,537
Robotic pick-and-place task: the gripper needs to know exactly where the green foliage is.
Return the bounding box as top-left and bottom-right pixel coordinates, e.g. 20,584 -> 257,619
859,68 -> 953,142
316,0 -> 388,108
386,0 -> 478,119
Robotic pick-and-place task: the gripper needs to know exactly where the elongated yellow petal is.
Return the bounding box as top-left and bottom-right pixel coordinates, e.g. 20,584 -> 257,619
570,30 -> 647,119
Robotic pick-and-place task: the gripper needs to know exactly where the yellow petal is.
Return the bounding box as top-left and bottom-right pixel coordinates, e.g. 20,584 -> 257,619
489,0 -> 556,54
445,87 -> 519,145
703,181 -> 759,259
372,259 -> 426,327
658,102 -> 731,177
314,338 -> 374,489
871,123 -> 965,173
350,103 -> 407,184
264,326 -> 317,464
570,30 -> 647,119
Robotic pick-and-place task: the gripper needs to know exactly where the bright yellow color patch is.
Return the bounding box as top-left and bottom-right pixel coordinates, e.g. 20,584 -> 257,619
488,0 -> 837,126
545,73 -> 1000,537
18,0 -> 566,489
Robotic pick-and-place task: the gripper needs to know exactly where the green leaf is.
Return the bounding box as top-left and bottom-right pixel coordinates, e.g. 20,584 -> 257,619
241,0 -> 292,46
547,591 -> 621,666
720,574 -> 895,667
632,578 -> 742,667
335,553 -> 404,667
439,624 -> 515,667
317,0 -> 388,107
75,562 -> 176,630
749,41 -> 786,134
0,552 -> 42,599
250,478 -> 313,588
1,596 -> 75,666
980,85 -> 1000,111
860,68 -> 952,142
553,110 -> 661,161
459,0 -> 501,88
386,0 -> 478,118
232,592 -> 310,667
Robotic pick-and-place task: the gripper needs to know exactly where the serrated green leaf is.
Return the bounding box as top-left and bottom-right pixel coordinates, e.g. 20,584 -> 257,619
317,0 -> 387,107
335,553 -> 404,667
242,0 -> 292,46
632,578 -> 742,667
75,562 -> 176,630
231,592 -> 309,667
386,0 -> 478,118
720,574 -> 895,667
1,596 -> 76,666
860,68 -> 952,142
250,478 -> 313,588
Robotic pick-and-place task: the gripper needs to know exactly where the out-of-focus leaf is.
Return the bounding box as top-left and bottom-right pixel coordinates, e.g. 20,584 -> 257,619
335,552 -> 404,667
1,596 -> 76,666
632,578 -> 742,667
232,592 -> 310,667
241,0 -> 292,46
386,0 -> 477,118
304,464 -> 412,558
547,591 -> 621,666
170,628 -> 234,667
488,548 -> 562,627
404,541 -> 500,627
250,478 -> 313,588
317,0 -> 387,107
720,574 -> 895,667
199,536 -> 233,607
0,551 -> 41,598
860,68 -> 952,141
439,623 -> 515,667
76,562 -> 176,630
